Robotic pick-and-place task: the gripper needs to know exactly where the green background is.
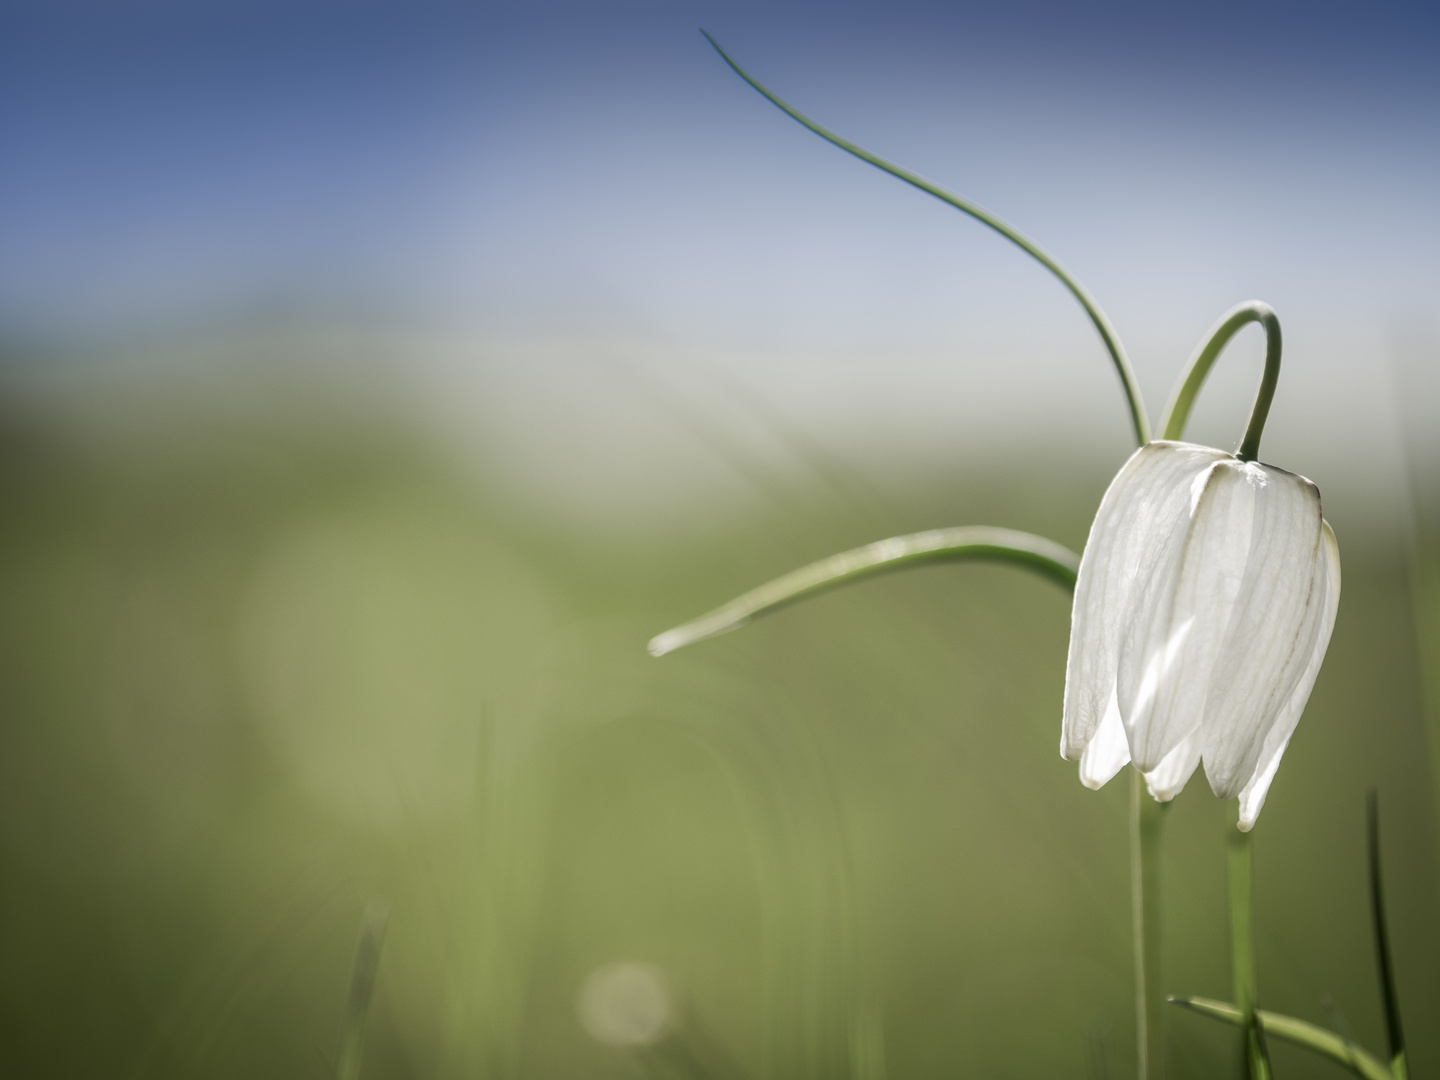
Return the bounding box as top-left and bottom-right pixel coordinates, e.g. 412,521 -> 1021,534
0,355 -> 1433,1080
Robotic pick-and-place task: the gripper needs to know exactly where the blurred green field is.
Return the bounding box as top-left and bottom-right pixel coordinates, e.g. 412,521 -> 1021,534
0,358 -> 1434,1080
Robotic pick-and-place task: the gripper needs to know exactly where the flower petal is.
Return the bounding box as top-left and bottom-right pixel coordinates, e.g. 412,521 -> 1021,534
1078,686 -> 1131,789
1118,459 -> 1257,769
1201,463 -> 1326,799
1062,442 -> 1229,760
1236,519 -> 1340,830
1143,729 -> 1203,802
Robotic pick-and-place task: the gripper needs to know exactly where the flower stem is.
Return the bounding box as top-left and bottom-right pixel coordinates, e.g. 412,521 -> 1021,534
1229,828 -> 1272,1080
1132,771 -> 1166,1080
1157,301 -> 1281,462
701,30 -> 1152,448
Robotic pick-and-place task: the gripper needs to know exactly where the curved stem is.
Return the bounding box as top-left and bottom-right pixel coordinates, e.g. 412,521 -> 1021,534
1133,773 -> 1166,1080
1158,301 -> 1281,462
701,31 -> 1151,447
1367,792 -> 1408,1080
647,525 -> 1079,656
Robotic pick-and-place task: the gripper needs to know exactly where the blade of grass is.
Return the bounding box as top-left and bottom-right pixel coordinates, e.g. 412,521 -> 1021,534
1367,792 -> 1408,1080
648,526 -> 1079,656
1168,998 -> 1390,1080
700,31 -> 1150,447
336,901 -> 389,1080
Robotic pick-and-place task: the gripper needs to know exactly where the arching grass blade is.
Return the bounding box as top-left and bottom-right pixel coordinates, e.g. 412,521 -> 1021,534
1168,998 -> 1390,1080
1368,792 -> 1407,1080
648,526 -> 1079,656
700,30 -> 1150,446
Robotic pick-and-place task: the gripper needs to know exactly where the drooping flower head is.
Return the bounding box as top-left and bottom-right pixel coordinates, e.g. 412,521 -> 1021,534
1062,441 -> 1340,829
662,38 -> 1340,841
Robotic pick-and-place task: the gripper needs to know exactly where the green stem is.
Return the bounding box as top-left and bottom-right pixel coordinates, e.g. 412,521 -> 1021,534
1132,771 -> 1166,1080
1229,829 -> 1272,1080
1157,301 -> 1281,462
648,525 -> 1079,656
701,30 -> 1151,447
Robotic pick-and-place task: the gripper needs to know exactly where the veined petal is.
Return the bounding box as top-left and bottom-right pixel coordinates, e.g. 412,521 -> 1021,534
1119,459 -> 1257,770
1237,519 -> 1340,830
1078,687 -> 1130,789
1202,464 -> 1326,799
1062,442 -> 1229,760
1144,730 -> 1204,802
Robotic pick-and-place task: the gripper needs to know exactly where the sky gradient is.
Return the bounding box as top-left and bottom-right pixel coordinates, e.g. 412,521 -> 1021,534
4,0 -> 1437,335
2,0 -> 1437,522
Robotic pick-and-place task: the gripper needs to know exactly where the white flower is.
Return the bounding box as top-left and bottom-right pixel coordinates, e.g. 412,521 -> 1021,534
1061,441 -> 1341,830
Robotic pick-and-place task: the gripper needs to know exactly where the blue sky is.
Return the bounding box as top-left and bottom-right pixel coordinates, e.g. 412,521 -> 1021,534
3,0 -> 1436,340
1,0 -> 1437,514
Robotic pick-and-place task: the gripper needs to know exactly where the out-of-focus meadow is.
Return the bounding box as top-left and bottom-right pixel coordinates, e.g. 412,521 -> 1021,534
0,331 -> 1436,1080
3,2 -> 1439,1078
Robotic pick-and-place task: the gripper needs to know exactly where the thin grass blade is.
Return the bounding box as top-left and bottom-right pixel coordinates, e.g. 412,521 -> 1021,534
648,526 -> 1079,656
700,30 -> 1150,446
1168,998 -> 1390,1080
336,901 -> 389,1080
1368,792 -> 1408,1080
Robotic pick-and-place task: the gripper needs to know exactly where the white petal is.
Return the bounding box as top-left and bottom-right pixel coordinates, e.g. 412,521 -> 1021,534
1078,686 -> 1131,789
1118,459 -> 1257,769
1202,463 -> 1326,798
1237,519 -> 1340,830
1062,442 -> 1230,760
1143,730 -> 1204,802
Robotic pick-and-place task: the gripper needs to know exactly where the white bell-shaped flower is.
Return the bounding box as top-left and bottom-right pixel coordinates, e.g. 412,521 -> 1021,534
1062,440 -> 1340,830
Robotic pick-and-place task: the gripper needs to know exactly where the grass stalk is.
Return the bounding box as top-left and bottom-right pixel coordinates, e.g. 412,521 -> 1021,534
700,31 -> 1151,447
1168,997 -> 1389,1080
648,526 -> 1078,656
1366,793 -> 1407,1080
